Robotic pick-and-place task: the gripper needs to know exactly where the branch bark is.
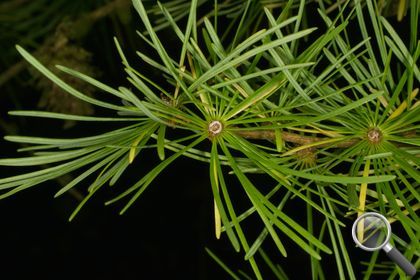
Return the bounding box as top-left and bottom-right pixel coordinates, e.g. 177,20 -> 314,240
234,129 -> 359,148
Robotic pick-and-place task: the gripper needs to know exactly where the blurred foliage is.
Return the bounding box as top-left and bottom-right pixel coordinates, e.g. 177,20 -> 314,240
0,0 -> 132,128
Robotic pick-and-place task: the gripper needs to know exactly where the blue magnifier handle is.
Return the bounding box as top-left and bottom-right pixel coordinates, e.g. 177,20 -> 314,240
385,246 -> 417,277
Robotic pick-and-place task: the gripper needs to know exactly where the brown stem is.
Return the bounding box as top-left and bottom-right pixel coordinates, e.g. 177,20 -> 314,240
0,61 -> 26,87
89,0 -> 130,21
234,129 -> 359,148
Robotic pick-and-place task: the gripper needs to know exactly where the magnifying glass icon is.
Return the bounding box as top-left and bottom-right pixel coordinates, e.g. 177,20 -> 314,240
352,212 -> 417,277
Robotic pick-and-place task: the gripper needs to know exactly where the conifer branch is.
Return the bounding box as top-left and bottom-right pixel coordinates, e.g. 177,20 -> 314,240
234,129 -> 359,147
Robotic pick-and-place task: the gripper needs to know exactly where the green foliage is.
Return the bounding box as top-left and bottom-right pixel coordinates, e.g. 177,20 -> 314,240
0,0 -> 419,279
